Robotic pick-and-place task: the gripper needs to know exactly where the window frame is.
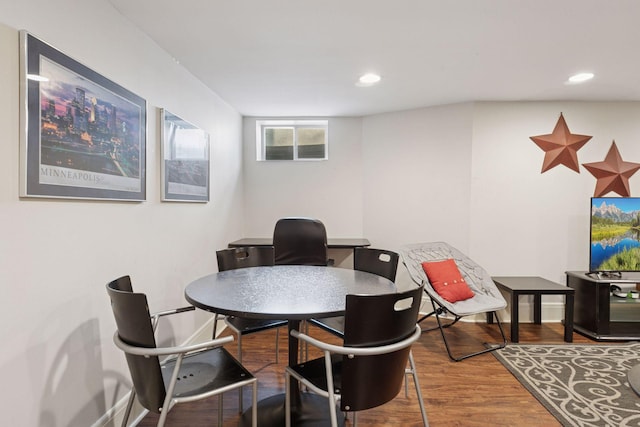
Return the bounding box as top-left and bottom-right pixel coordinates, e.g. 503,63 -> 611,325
256,119 -> 328,161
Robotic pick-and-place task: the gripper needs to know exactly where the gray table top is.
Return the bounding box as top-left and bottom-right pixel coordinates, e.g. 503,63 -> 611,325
228,237 -> 371,249
492,276 -> 574,293
185,265 -> 396,320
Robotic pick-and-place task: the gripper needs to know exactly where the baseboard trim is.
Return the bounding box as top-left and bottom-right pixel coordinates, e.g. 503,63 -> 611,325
418,301 -> 567,323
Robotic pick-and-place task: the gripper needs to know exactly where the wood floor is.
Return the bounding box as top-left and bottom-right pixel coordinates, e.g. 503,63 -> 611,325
138,319 -> 595,426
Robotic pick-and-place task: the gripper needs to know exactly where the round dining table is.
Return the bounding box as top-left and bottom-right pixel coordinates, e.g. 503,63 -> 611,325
185,265 -> 397,427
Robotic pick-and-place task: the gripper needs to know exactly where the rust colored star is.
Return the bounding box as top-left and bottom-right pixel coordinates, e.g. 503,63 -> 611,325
529,113 -> 592,173
582,141 -> 640,197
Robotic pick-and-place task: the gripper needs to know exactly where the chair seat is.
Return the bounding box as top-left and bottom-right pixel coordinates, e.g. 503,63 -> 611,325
225,316 -> 288,335
161,346 -> 255,399
430,287 -> 507,317
308,316 -> 345,337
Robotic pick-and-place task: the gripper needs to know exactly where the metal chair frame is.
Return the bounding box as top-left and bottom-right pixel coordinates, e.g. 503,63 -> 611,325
400,242 -> 508,362
107,277 -> 258,427
284,325 -> 428,427
114,333 -> 257,427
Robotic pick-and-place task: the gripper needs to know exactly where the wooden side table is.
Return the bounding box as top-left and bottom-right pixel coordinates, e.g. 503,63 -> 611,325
487,276 -> 574,343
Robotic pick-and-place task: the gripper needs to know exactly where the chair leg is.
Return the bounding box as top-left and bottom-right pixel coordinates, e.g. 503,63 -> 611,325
323,352 -> 339,427
275,327 -> 280,364
121,388 -> 136,427
218,394 -> 223,426
251,381 -> 258,427
212,313 -> 220,338
238,335 -> 244,413
432,299 -> 507,361
300,321 -> 308,361
285,370 -> 292,427
408,351 -> 430,426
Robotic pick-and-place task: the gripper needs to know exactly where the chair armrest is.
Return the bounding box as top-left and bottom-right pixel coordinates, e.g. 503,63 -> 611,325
113,332 -> 234,357
150,306 -> 196,331
290,325 -> 421,356
152,305 -> 196,318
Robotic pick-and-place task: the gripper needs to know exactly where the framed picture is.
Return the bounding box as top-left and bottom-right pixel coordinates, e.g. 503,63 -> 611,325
19,31 -> 146,201
160,109 -> 210,202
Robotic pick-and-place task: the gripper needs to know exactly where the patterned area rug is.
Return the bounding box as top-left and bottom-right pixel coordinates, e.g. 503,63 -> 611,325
492,343 -> 640,427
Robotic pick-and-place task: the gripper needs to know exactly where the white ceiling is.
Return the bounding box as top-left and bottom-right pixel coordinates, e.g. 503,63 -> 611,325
108,0 -> 640,117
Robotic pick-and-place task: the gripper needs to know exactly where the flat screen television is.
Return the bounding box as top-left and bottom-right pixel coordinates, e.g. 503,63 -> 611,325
590,197 -> 640,273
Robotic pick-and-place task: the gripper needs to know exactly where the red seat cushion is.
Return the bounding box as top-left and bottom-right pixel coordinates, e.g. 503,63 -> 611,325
421,259 -> 475,303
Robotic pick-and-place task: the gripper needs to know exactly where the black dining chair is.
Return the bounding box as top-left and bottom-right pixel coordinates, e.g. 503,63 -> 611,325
308,247 -> 399,336
285,285 -> 429,427
273,217 -> 330,266
215,246 -> 287,364
106,275 -> 257,427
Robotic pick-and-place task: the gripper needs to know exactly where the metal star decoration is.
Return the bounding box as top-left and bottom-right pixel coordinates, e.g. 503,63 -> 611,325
529,113 -> 592,173
582,141 -> 640,197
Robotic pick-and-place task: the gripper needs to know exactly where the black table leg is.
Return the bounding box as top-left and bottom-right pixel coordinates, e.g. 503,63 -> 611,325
564,293 -> 574,342
533,294 -> 542,324
510,292 -> 519,343
486,311 -> 494,323
239,319 -> 345,426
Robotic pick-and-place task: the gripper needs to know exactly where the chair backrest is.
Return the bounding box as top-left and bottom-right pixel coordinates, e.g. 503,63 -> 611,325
340,285 -> 423,412
272,217 -> 328,266
216,246 -> 275,271
354,247 -> 399,282
106,276 -> 165,413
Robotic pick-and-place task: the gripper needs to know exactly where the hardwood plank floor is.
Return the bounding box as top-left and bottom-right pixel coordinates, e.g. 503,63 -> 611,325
138,320 -> 595,426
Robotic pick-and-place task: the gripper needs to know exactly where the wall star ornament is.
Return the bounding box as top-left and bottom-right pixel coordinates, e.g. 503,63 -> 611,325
582,141 -> 640,197
529,113 -> 592,173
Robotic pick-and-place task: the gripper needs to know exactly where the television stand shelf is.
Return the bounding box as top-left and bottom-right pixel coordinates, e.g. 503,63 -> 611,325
566,271 -> 640,341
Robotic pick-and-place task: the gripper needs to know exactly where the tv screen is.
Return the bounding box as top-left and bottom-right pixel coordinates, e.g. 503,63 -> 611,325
590,197 -> 640,272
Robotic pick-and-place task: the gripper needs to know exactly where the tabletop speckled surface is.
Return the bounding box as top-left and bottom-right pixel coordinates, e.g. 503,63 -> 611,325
185,265 -> 396,319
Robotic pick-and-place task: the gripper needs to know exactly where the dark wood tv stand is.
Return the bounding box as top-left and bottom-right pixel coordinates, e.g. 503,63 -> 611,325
566,271 -> 640,341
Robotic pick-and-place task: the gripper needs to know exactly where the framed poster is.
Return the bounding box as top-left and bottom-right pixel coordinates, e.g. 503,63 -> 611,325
19,31 -> 146,201
160,109 -> 210,202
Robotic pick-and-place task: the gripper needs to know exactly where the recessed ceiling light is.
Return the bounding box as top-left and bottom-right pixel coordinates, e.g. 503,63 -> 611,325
356,73 -> 381,87
567,72 -> 594,84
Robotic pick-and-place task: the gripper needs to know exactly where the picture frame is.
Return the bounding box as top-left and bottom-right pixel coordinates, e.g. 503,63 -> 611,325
160,109 -> 210,202
19,31 -> 146,201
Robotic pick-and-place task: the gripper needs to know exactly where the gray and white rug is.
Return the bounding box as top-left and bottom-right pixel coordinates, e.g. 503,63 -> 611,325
492,343 -> 640,427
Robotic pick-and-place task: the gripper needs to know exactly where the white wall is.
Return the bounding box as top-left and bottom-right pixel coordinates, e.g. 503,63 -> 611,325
360,103 -> 475,290
242,101 -> 640,299
242,117 -> 364,236
469,102 -> 640,284
0,1 -> 244,426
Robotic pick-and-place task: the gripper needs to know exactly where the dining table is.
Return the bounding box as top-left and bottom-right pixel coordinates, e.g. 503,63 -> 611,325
184,264 -> 397,427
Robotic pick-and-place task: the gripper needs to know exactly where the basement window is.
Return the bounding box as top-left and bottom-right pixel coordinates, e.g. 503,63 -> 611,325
256,120 -> 328,161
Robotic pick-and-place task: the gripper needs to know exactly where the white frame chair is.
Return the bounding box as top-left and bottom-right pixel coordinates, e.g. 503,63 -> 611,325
400,241 -> 508,361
